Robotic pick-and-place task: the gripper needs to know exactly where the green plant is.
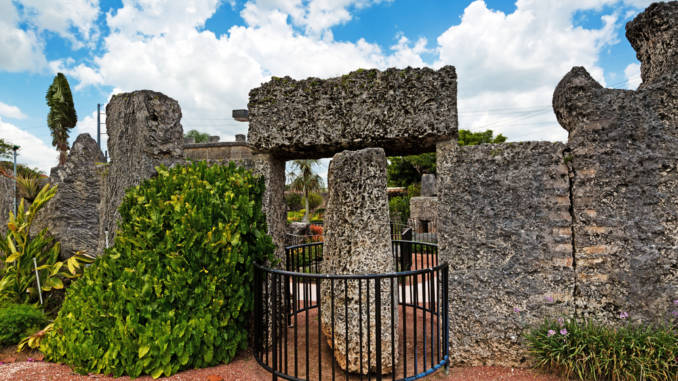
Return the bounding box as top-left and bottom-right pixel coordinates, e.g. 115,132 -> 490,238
285,192 -> 303,211
0,303 -> 48,346
0,138 -> 18,160
0,184 -> 93,309
526,317 -> 677,380
42,162 -> 275,378
389,196 -> 410,224
288,160 -> 323,222
184,129 -> 210,143
0,160 -> 44,178
306,192 -> 323,210
46,73 -> 77,166
16,174 -> 43,202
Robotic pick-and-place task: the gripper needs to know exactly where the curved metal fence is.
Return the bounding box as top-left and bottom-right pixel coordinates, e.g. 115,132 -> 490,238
253,240 -> 449,381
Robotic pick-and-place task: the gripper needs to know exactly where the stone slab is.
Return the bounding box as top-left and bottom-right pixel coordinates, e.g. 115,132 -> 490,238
248,66 -> 458,159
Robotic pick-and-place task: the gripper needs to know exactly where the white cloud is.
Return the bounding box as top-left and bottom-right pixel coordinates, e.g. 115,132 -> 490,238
624,62 -> 641,89
18,0 -> 101,48
0,0 -> 46,72
0,102 -> 27,120
0,117 -> 58,172
106,0 -> 220,37
434,0 -> 620,142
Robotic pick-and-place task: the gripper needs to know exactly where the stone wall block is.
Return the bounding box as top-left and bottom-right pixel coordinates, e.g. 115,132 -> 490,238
437,141 -> 574,366
98,90 -> 184,254
321,147 -> 396,374
248,66 -> 458,159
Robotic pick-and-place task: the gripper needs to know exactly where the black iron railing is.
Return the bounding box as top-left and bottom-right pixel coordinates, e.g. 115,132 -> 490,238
253,240 -> 449,381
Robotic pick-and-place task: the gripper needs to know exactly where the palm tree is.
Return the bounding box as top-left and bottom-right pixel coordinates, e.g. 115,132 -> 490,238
46,73 -> 77,166
288,160 -> 323,223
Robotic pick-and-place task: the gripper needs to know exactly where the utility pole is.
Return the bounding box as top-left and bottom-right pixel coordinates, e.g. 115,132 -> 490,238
12,145 -> 18,216
97,103 -> 101,149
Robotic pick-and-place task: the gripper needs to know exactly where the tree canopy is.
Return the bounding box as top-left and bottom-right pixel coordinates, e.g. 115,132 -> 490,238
287,159 -> 323,222
0,138 -> 18,160
46,73 -> 77,166
387,129 -> 507,186
184,129 -> 210,143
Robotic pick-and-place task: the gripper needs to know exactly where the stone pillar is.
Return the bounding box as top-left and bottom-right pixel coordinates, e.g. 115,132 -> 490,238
0,175 -> 13,236
321,147 -> 397,374
252,153 -> 286,265
420,173 -> 436,197
36,134 -> 105,258
553,2 -> 678,324
98,90 -> 184,254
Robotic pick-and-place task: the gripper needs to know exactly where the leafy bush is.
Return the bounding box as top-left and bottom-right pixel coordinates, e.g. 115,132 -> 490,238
16,174 -> 44,202
526,317 -> 677,380
0,184 -> 93,311
389,196 -> 410,224
0,303 -> 48,346
307,192 -> 323,210
285,192 -> 303,211
42,162 -> 275,378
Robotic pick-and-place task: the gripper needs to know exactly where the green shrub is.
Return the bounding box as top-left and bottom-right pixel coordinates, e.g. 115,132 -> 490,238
526,317 -> 677,380
42,162 -> 275,378
0,184 -> 93,311
0,303 -> 48,346
306,192 -> 323,210
389,195 -> 410,224
285,192 -> 302,210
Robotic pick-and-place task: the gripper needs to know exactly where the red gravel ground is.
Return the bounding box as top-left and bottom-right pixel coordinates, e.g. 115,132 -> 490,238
0,347 -> 566,381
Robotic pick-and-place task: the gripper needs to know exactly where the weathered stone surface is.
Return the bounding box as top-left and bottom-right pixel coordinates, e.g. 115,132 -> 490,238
420,173 -> 436,197
0,174 -> 13,235
36,134 -> 105,258
321,148 -> 396,374
248,66 -> 458,159
285,221 -> 310,247
98,90 -> 184,254
252,153 -> 286,264
553,3 -> 678,324
437,141 -> 574,366
183,141 -> 255,170
625,1 -> 677,88
409,196 -> 437,233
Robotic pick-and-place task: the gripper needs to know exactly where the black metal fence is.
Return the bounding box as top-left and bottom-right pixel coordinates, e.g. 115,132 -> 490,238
253,240 -> 449,381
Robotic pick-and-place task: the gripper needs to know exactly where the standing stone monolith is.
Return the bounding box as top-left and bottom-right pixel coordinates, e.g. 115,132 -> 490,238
420,173 -> 436,197
98,90 -> 183,253
36,133 -> 105,258
553,1 -> 678,324
0,174 -> 13,235
321,147 -> 397,374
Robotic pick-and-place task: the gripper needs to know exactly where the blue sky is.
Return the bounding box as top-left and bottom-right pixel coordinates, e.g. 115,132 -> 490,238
0,0 -> 651,173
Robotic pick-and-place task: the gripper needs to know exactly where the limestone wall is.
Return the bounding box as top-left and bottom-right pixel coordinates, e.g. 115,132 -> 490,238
437,141 -> 575,366
183,141 -> 255,169
248,66 -> 458,159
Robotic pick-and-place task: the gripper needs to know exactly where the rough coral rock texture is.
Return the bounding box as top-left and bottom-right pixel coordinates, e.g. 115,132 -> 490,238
409,196 -> 437,233
625,1 -> 678,88
36,134 -> 105,258
437,141 -> 575,366
420,173 -> 436,197
183,141 -> 255,170
0,174 -> 12,235
321,148 -> 397,374
252,154 -> 286,265
248,66 -> 458,159
553,2 -> 677,324
98,90 -> 184,254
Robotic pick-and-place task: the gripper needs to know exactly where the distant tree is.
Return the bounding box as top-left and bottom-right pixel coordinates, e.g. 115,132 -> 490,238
184,130 -> 210,143
46,73 -> 77,166
288,160 -> 323,223
387,129 -> 507,186
0,138 -> 17,160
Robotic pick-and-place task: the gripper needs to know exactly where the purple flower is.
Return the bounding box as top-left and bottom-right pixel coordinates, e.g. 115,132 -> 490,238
560,328 -> 568,336
0,361 -> 4,365
557,317 -> 564,326
674,299 -> 678,305
672,310 -> 678,317
619,311 -> 629,319
513,307 -> 521,313
27,358 -> 34,362
547,329 -> 556,337
544,296 -> 554,303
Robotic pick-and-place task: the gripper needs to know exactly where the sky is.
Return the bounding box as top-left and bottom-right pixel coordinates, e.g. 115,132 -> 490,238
0,0 -> 652,177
